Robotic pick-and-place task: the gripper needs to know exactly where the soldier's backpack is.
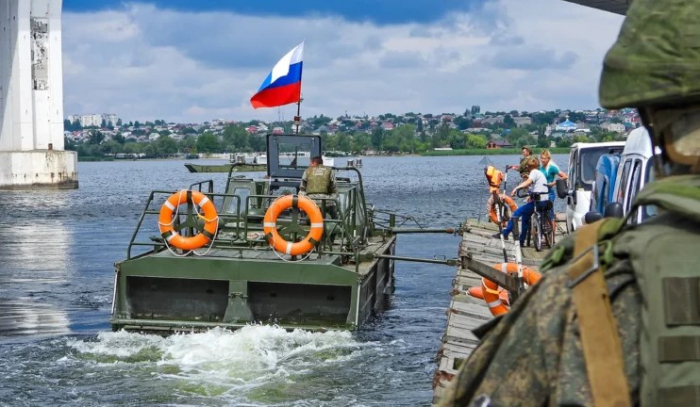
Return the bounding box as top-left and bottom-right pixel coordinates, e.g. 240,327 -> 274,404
542,175 -> 700,407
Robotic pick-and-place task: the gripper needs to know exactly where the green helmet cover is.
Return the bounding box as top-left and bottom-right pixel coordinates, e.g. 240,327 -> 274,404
599,0 -> 700,109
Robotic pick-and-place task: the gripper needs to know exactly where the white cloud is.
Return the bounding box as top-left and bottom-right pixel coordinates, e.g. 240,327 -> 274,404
61,0 -> 624,123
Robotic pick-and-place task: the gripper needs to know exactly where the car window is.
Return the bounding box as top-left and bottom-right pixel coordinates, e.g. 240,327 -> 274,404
600,177 -> 609,211
626,160 -> 643,217
616,161 -> 632,204
642,159 -> 657,220
568,150 -> 576,188
580,148 -> 609,187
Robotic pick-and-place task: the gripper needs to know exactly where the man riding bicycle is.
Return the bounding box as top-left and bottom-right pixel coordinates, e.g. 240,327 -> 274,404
493,157 -> 550,246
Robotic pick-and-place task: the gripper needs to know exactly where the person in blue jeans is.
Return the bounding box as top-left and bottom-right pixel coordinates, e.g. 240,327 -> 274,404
539,150 -> 568,240
494,157 -> 550,245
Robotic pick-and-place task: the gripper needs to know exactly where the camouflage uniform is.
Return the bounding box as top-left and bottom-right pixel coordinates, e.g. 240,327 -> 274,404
517,156 -> 530,181
299,164 -> 339,218
436,230 -> 642,406
438,0 -> 700,405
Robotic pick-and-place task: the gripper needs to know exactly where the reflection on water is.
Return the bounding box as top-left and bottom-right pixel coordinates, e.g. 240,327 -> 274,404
0,299 -> 70,337
0,193 -> 73,337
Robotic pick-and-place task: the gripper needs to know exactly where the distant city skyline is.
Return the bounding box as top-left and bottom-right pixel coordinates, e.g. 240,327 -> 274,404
62,0 -> 624,123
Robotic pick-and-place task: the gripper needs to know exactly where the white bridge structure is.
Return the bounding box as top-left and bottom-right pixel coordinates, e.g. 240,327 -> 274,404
0,0 -> 77,189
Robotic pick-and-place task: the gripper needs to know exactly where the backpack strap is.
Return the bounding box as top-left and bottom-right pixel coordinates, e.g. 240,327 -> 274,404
568,220 -> 631,407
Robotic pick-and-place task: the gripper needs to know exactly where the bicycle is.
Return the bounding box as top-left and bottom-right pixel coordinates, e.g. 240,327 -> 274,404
526,192 -> 554,252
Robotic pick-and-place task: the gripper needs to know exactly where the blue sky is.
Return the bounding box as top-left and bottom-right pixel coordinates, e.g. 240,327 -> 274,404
64,0 -> 485,25
60,0 -> 625,123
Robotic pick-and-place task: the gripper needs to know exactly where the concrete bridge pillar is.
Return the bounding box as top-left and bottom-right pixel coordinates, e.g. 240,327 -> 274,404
0,0 -> 78,189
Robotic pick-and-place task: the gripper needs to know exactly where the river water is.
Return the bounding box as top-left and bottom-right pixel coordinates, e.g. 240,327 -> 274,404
0,154 -> 567,406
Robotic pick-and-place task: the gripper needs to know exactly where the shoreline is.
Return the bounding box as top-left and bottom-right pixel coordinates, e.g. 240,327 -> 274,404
77,149 -> 568,162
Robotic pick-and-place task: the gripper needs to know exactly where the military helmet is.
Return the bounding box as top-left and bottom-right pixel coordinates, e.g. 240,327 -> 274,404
599,0 -> 700,170
599,0 -> 700,109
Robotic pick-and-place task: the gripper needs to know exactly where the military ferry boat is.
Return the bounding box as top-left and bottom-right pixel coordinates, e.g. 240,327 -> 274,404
111,134 -> 452,334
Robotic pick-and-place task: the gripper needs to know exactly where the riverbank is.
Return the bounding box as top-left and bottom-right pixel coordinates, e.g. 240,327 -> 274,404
76,149 -> 569,162
423,147 -> 570,156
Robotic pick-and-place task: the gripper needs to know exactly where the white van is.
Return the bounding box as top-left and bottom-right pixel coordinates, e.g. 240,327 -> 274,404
559,141 -> 625,232
610,126 -> 660,224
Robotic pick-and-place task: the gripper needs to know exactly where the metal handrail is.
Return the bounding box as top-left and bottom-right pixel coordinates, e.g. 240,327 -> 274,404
126,187 -> 371,261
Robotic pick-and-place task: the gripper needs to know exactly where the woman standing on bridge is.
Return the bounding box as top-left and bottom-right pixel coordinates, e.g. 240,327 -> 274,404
540,150 -> 567,240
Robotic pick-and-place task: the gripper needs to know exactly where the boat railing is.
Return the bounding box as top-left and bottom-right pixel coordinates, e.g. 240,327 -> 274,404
371,208 -> 423,230
188,179 -> 214,194
126,189 -> 368,264
126,189 -> 246,259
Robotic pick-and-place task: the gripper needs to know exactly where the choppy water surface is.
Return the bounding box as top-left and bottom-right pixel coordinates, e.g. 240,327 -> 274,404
0,154 -> 567,406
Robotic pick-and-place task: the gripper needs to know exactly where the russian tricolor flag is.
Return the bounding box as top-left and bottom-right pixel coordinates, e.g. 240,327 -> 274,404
250,42 -> 304,109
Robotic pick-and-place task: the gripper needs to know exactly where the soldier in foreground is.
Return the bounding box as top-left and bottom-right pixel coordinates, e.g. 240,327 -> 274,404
438,0 -> 700,405
299,155 -> 339,218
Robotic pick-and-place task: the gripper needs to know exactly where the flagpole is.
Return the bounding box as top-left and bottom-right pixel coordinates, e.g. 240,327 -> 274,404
294,99 -> 302,134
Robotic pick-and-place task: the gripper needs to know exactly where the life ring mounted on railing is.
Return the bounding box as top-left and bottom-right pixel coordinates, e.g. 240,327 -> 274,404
480,263 -> 541,317
158,190 -> 219,251
263,195 -> 324,256
488,195 -> 517,226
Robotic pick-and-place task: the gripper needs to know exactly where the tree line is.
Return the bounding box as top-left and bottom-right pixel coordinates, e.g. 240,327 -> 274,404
65,122 -> 625,159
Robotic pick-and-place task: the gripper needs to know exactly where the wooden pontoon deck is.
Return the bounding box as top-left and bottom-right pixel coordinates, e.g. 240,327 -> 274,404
432,214 -> 568,404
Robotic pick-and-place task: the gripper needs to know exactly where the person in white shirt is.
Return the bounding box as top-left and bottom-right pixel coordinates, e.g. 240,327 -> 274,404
495,157 -> 551,245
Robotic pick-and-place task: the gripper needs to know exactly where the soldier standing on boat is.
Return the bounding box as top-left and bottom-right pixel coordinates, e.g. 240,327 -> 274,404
299,155 -> 339,219
509,146 -> 533,181
438,0 -> 700,405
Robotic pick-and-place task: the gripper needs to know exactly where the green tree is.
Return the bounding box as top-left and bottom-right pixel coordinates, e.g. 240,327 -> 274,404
433,123 -> 451,147
64,136 -> 77,151
371,128 -> 384,150
197,132 -> 220,153
505,127 -> 529,144
466,134 -> 487,149
454,116 -> 471,130
517,135 -> 537,148
87,130 -> 105,145
155,134 -> 178,156
567,111 -> 586,122
352,133 -> 371,153
122,142 -> 142,156
503,114 -> 516,128
99,139 -> 121,155
556,137 -> 573,148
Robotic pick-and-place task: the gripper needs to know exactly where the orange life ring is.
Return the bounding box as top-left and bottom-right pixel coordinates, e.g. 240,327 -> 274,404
488,195 -> 517,225
481,263 -> 541,317
467,286 -> 510,305
158,190 -> 218,251
263,195 -> 324,256
493,263 -> 541,286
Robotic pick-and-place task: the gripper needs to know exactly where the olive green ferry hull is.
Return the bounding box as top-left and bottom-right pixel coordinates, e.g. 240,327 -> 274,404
184,163 -> 267,173
110,236 -> 396,334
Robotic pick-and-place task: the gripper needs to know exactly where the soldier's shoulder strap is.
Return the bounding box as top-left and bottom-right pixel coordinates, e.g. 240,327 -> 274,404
568,219 -> 631,407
